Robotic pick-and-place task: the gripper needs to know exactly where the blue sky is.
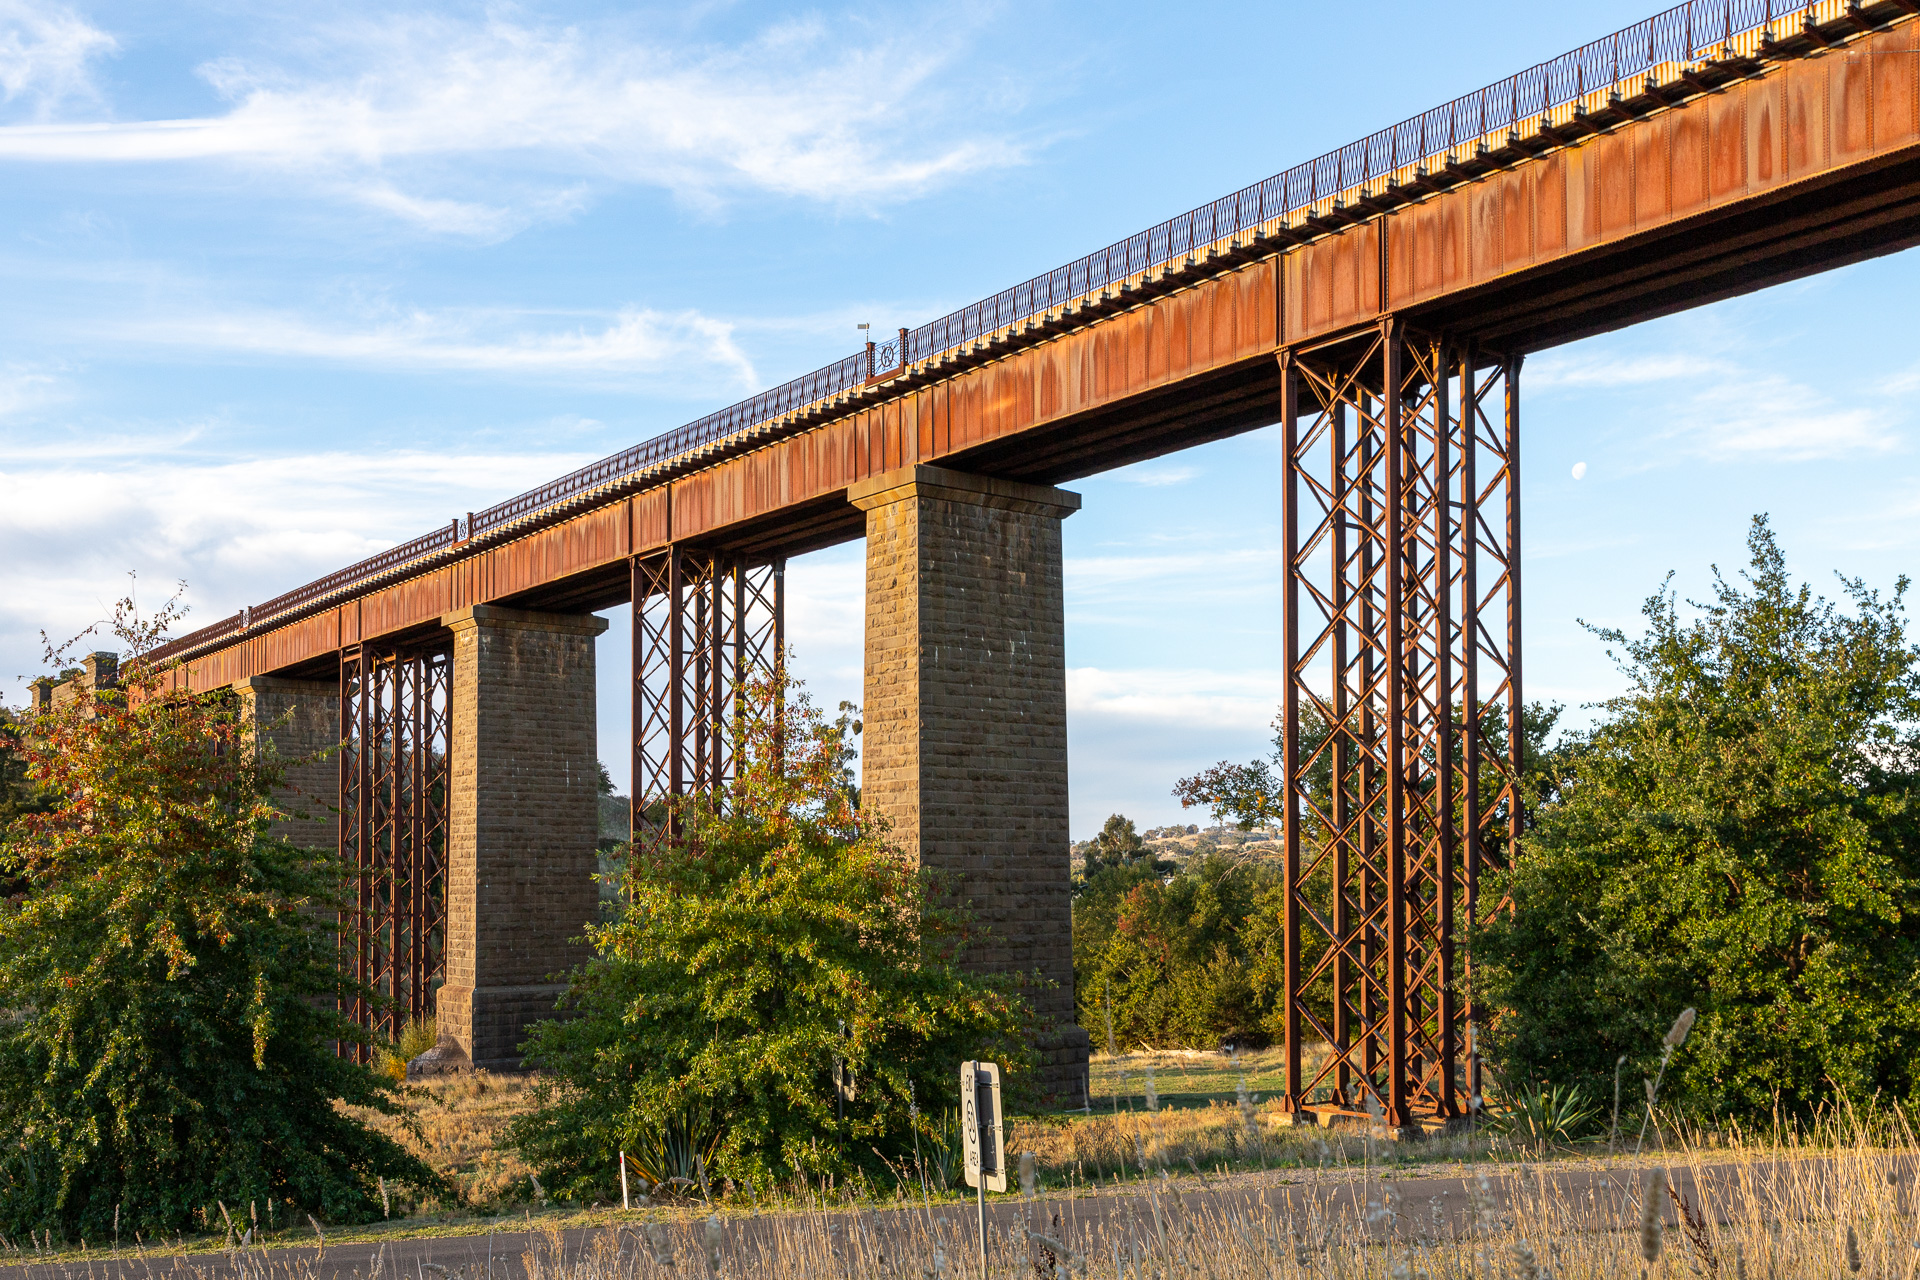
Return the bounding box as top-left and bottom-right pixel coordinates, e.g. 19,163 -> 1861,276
2,0 -> 1916,838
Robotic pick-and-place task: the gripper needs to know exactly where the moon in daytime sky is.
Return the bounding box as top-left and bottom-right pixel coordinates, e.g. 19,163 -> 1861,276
1571,461 -> 1588,479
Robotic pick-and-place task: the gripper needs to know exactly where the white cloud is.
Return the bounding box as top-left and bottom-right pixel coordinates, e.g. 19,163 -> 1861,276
0,1 -> 114,120
1536,344 -> 1901,462
1068,665 -> 1285,729
103,304 -> 758,384
1527,351 -> 1732,389
0,11 -> 1025,234
0,439 -> 596,684
1066,666 -> 1284,834
1108,462 -> 1201,486
1671,374 -> 1899,461
0,362 -> 60,416
1067,545 -> 1282,604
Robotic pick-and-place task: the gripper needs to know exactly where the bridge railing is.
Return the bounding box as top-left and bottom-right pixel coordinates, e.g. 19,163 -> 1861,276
148,0 -> 1863,664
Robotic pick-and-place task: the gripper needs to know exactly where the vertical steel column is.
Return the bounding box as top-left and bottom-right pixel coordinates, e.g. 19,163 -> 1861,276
1430,334 -> 1459,1120
1329,394 -> 1352,1107
339,647 -> 369,1050
1459,342 -> 1483,973
1381,321 -> 1409,1130
1357,402 -> 1380,1100
1282,322 -> 1520,1128
669,551 -> 687,802
1463,350 -> 1523,1102
1279,352 -> 1303,1110
1506,356 -> 1525,856
630,553 -> 676,862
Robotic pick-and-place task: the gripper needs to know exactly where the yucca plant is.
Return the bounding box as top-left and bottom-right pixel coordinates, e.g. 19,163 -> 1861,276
1489,1081 -> 1602,1150
620,1104 -> 724,1197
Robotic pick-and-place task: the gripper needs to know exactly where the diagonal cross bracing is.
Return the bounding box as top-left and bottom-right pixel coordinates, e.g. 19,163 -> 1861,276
1279,322 -> 1521,1128
338,642 -> 452,1057
630,550 -> 785,865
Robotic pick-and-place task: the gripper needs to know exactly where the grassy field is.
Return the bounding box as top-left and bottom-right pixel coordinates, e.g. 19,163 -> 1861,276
352,1047 -> 1409,1214
1088,1046 -> 1299,1112
346,1072 -> 540,1208
21,1047 -> 1915,1279
10,1117 -> 1917,1279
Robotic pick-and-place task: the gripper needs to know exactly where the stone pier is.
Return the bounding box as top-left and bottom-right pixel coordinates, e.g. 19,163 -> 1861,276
233,676 -> 340,853
438,605 -> 608,1070
849,463 -> 1091,1102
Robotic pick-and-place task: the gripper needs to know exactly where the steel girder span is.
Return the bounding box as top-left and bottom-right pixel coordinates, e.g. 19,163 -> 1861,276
1279,321 -> 1522,1131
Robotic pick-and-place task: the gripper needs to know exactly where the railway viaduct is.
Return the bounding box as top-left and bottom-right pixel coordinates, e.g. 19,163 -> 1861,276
47,0 -> 1920,1118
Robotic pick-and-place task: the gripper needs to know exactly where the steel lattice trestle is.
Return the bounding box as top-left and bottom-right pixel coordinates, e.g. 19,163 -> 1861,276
1279,320 -> 1522,1129
338,642 -> 452,1058
630,549 -> 785,858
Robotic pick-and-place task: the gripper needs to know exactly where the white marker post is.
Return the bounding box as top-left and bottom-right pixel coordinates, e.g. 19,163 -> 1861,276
960,1061 -> 1005,1280
619,1150 -> 630,1210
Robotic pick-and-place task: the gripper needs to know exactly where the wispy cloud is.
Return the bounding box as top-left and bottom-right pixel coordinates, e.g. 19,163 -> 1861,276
0,437 -> 596,678
1535,343 -> 1902,462
1108,462 -> 1202,487
0,1 -> 114,120
1068,546 -> 1282,599
1678,374 -> 1898,460
102,304 -> 758,385
0,10 -> 1027,235
1876,365 -> 1920,396
1068,665 -> 1285,728
1527,351 -> 1732,389
0,361 -> 61,416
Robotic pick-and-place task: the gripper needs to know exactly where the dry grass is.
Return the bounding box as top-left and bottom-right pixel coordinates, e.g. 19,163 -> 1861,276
353,1048 -> 1491,1215
10,1119 -> 1916,1278
345,1072 -> 540,1207
28,1045 -> 1906,1280
506,1135 -> 1920,1278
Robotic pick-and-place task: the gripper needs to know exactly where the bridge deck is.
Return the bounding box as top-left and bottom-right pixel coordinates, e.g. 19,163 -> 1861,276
158,0 -> 1920,691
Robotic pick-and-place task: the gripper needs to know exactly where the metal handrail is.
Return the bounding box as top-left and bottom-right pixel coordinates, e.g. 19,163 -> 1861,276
148,0 -> 1847,663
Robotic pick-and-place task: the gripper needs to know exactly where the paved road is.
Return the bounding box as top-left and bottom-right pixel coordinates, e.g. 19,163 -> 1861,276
3,1154 -> 1909,1280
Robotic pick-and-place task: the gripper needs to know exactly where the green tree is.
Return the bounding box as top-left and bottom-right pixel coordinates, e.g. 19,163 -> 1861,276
1473,517 -> 1920,1116
1082,813 -> 1151,876
1074,852 -> 1279,1050
0,594 -> 444,1237
508,673 -> 1034,1197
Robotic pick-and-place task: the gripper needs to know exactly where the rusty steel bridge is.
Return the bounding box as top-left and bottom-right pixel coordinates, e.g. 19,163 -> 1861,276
107,0 -> 1920,1117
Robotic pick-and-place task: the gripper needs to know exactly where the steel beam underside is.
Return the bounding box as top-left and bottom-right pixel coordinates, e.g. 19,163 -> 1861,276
338,641 -> 452,1057
1280,321 -> 1522,1128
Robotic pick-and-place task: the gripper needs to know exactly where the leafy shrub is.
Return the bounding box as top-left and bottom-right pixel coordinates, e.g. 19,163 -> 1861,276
1474,518 -> 1920,1117
507,672 -> 1035,1198
0,593 -> 446,1238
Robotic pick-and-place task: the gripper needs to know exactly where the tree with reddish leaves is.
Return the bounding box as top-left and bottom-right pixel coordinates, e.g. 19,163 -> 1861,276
0,590 -> 444,1239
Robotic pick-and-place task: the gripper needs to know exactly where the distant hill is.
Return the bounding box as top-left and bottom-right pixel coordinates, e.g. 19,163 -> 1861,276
1070,823 -> 1282,874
